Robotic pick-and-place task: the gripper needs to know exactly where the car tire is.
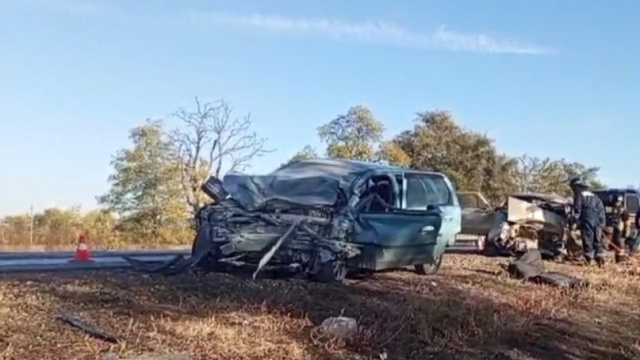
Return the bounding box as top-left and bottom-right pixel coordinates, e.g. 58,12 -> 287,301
414,253 -> 443,275
314,259 -> 348,283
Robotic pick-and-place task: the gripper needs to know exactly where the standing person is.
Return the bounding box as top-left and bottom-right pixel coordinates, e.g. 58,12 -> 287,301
630,204 -> 640,254
569,177 -> 607,266
610,195 -> 630,262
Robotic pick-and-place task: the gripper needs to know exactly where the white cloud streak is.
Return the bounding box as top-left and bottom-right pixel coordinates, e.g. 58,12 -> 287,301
1,0 -> 120,16
188,12 -> 554,55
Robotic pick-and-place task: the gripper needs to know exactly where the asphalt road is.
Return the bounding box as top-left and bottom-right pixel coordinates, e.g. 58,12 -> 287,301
0,250 -> 190,273
0,235 -> 478,274
0,249 -> 190,260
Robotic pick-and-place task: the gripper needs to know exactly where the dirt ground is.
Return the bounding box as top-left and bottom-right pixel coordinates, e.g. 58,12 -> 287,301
1,253 -> 640,360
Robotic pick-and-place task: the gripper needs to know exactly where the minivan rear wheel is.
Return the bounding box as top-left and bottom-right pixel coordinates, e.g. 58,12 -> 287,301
414,253 -> 443,275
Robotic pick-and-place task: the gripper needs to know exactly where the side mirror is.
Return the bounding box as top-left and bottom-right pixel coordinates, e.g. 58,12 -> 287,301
426,204 -> 439,212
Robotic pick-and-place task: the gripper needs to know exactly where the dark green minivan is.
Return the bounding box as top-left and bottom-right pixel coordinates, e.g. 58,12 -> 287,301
192,158 -> 461,282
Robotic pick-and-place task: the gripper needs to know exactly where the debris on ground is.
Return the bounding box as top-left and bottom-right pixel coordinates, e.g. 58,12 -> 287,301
507,249 -> 545,279
57,311 -> 119,343
507,248 -> 587,289
317,316 -> 358,339
534,271 -> 587,289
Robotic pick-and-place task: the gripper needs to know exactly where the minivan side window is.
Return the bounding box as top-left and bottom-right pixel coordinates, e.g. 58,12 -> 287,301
404,173 -> 452,210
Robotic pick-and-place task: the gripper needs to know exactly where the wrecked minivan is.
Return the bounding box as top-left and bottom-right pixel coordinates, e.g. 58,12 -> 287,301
191,158 -> 461,282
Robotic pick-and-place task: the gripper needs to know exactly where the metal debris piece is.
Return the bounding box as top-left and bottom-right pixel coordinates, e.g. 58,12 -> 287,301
318,316 -> 358,339
122,254 -> 185,273
252,220 -> 300,279
122,242 -> 214,276
58,312 -> 118,343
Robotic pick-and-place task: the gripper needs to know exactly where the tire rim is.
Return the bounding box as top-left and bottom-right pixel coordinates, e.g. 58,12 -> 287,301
477,236 -> 486,251
425,255 -> 443,273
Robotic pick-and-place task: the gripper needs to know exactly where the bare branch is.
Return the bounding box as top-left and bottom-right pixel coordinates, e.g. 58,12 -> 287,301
170,97 -> 275,214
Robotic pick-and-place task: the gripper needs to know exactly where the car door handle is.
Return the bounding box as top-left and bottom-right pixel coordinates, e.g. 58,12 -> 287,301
443,216 -> 454,222
421,225 -> 435,233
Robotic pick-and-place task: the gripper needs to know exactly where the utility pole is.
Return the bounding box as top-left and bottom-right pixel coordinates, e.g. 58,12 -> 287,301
29,204 -> 34,246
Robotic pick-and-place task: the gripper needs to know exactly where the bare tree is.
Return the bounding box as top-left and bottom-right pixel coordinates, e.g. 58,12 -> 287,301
170,97 -> 274,214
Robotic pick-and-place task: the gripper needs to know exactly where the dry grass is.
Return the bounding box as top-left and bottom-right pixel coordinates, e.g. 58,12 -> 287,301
2,254 -> 640,360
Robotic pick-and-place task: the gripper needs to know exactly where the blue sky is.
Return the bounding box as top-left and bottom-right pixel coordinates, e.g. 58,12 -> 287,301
0,0 -> 638,216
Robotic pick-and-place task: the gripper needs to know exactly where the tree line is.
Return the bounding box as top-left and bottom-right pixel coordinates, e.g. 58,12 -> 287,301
0,98 -> 605,248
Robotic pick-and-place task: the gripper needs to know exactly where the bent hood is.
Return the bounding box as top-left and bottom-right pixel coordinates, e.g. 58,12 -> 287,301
222,173 -> 343,211
219,158 -> 387,211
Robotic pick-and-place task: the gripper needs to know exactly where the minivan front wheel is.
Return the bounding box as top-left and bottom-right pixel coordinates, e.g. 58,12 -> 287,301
414,253 -> 443,275
314,259 -> 348,283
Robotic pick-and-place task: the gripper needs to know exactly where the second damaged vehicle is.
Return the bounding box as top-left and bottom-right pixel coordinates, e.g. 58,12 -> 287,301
191,158 -> 461,282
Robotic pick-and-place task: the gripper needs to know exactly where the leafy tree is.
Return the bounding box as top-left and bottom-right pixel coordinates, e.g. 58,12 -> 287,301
378,141 -> 411,167
32,207 -> 83,246
0,213 -> 33,246
317,105 -> 384,161
98,120 -> 190,244
388,110 -> 517,204
560,160 -> 604,192
279,145 -> 319,168
170,97 -> 273,215
0,207 -> 122,248
513,155 -> 605,197
82,209 -> 120,246
514,155 -> 565,194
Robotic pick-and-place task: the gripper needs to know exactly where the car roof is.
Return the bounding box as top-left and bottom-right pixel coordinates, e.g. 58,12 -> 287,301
593,188 -> 639,195
290,158 -> 405,172
272,158 -> 447,190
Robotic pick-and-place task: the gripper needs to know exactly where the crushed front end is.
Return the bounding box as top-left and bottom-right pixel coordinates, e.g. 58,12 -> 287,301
191,176 -> 361,282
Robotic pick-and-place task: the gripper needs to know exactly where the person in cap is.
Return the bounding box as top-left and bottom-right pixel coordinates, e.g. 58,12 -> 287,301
569,177 -> 606,265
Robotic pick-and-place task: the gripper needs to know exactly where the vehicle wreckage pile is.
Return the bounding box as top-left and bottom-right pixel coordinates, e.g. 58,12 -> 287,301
459,192 -> 580,260
456,192 -> 597,288
125,159 -> 633,290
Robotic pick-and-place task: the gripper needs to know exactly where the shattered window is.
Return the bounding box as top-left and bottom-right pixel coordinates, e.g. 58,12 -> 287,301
358,175 -> 397,212
405,173 -> 452,209
459,193 -> 480,208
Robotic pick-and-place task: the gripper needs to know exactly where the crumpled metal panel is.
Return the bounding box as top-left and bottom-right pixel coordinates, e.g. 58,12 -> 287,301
506,196 -> 566,235
220,158 -> 382,211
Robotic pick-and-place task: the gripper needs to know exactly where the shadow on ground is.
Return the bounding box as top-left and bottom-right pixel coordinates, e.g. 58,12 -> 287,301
2,262 -> 640,360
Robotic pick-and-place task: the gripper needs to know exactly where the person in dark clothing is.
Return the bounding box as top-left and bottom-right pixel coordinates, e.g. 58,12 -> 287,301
570,177 -> 607,265
630,206 -> 640,254
610,195 -> 631,262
